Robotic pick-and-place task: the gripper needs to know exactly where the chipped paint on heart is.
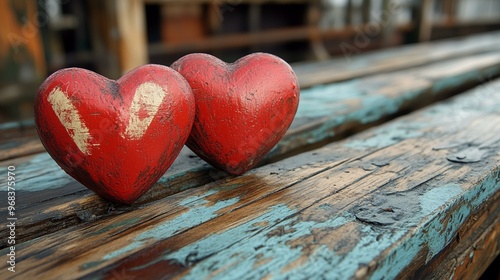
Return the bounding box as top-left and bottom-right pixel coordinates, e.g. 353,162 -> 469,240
47,86 -> 93,155
124,82 -> 168,140
47,82 -> 168,155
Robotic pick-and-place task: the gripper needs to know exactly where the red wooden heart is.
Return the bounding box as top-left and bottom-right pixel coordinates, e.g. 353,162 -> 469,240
172,53 -> 300,175
34,65 -> 195,204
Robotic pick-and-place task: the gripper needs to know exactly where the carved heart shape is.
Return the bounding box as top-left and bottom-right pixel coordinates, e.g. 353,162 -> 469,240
34,65 -> 195,204
172,53 -> 300,175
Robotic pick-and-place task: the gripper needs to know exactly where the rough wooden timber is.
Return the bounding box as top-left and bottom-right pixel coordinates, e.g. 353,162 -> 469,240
0,120 -> 40,161
2,29 -> 500,161
1,76 -> 499,279
293,30 -> 500,88
1,52 -> 500,248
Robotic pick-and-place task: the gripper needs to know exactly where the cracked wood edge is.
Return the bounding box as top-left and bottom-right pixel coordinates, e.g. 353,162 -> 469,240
2,78 -> 500,279
1,52 -> 500,249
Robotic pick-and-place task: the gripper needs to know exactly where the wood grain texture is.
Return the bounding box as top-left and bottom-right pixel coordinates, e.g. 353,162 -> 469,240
1,76 -> 499,279
410,191 -> 499,279
3,30 -> 500,158
293,30 -> 500,88
1,52 -> 500,248
0,120 -> 41,161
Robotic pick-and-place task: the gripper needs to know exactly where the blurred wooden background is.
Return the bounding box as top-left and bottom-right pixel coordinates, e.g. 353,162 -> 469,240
1,0 -> 500,123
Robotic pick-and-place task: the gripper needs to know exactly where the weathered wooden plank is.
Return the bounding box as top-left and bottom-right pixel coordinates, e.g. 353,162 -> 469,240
2,76 -> 500,279
2,29 -> 499,158
409,192 -> 499,279
1,52 -> 500,249
0,120 -> 42,161
293,30 -> 500,88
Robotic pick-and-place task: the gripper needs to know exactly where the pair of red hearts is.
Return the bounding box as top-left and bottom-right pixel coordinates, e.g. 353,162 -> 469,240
35,53 -> 300,204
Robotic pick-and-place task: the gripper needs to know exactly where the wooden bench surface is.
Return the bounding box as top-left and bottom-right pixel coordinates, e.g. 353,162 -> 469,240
1,31 -> 499,279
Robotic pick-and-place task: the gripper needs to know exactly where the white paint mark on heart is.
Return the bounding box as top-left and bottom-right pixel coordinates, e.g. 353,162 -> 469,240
47,87 -> 92,155
124,82 -> 168,140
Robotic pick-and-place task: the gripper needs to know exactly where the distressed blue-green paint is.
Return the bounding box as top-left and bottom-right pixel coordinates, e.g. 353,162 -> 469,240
134,170 -> 499,279
368,227 -> 422,280
292,31 -> 500,87
102,243 -> 139,261
282,223 -> 408,280
177,189 -> 217,206
295,78 -> 425,124
6,58 -> 499,196
0,119 -> 35,130
0,153 -> 71,192
273,78 -> 428,157
82,260 -> 101,270
430,70 -> 482,95
133,204 -> 353,279
157,204 -> 298,274
465,167 -> 500,209
156,165 -> 212,191
419,184 -> 464,263
345,122 -> 424,150
420,184 -> 462,215
420,168 -> 500,262
295,80 -> 365,118
0,141 -> 19,150
99,192 -> 239,263
283,55 -> 500,156
370,169 -> 500,279
357,82 -> 428,125
179,208 -> 351,280
89,217 -> 143,237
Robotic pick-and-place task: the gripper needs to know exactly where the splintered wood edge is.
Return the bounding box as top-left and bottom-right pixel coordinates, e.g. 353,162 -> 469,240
3,78 -> 500,279
1,52 -> 500,249
408,191 -> 500,279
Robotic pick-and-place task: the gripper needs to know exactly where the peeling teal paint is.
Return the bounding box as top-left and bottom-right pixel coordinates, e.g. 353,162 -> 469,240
420,184 -> 462,215
89,217 -> 143,237
345,122 -> 423,150
0,119 -> 35,130
370,169 -> 500,279
465,168 -> 500,209
276,78 -> 427,156
156,165 -> 213,191
161,204 -> 298,276
178,189 -> 218,206
296,79 -> 365,118
82,260 -> 101,270
419,184 -> 465,263
0,153 -> 72,192
142,205 -> 357,279
102,243 -> 139,261
430,71 -> 480,94
98,193 -> 239,263
368,229 -> 421,280
122,168 -> 499,279
282,223 -> 408,280
357,86 -> 423,125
